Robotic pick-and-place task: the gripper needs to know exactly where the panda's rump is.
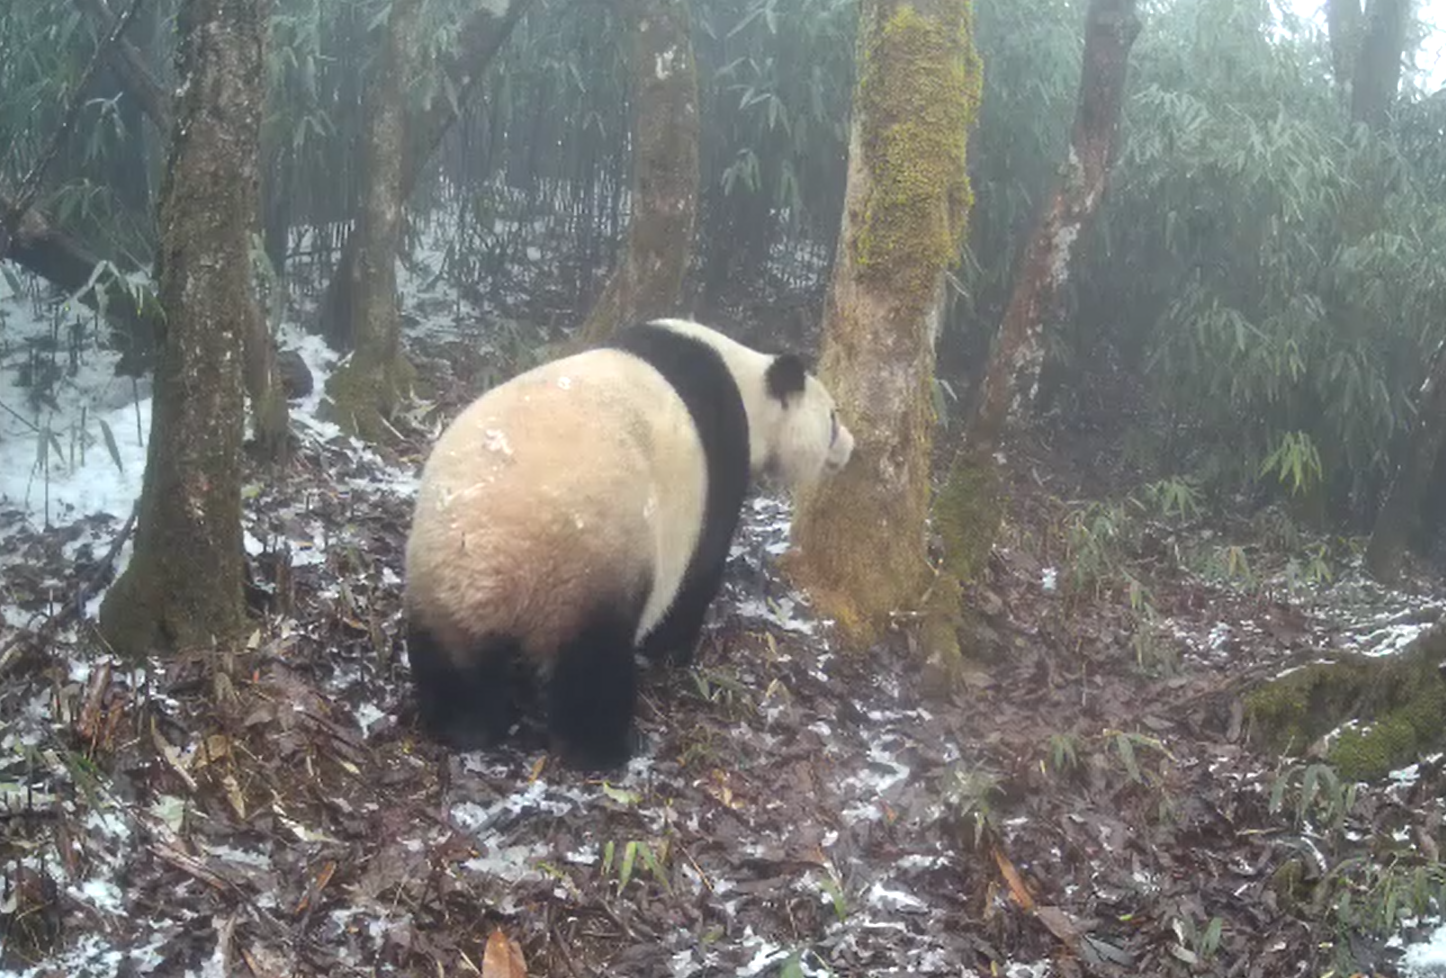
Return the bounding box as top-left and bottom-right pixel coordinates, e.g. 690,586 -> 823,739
405,350 -> 705,669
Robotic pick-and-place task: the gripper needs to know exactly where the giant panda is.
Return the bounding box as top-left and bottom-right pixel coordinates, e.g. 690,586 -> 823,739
403,317 -> 854,770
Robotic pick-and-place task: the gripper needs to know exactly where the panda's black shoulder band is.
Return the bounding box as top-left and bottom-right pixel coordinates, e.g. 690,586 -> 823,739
604,322 -> 752,658
765,353 -> 807,403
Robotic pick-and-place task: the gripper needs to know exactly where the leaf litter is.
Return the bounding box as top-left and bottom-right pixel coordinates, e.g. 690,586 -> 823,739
1,274 -> 1445,975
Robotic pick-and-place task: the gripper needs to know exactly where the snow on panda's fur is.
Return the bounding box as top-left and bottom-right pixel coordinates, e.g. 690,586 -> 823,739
403,317 -> 855,770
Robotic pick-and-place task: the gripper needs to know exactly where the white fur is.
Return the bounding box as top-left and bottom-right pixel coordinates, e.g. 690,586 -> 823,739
405,319 -> 855,672
648,318 -> 856,486
406,348 -> 706,667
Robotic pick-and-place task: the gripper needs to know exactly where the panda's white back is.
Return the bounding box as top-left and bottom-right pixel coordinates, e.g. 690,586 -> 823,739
404,348 -> 709,664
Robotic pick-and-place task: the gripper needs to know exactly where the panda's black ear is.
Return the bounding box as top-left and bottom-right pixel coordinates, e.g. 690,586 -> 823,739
765,353 -> 807,403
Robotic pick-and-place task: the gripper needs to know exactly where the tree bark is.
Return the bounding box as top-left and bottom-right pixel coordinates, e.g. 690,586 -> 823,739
1365,339 -> 1446,584
934,0 -> 1139,592
315,0 -> 534,350
318,0 -> 422,443
1349,0 -> 1409,130
574,0 -> 700,346
99,0 -> 269,657
964,0 -> 1140,454
1327,0 -> 1364,93
785,0 -> 982,646
72,0 -> 287,458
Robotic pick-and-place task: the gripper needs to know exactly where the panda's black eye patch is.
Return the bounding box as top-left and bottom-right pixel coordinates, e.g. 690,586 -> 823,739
829,409 -> 838,444
765,353 -> 807,403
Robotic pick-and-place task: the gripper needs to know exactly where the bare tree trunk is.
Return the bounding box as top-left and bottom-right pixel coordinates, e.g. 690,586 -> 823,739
315,0 -> 534,350
936,0 -> 1139,584
1350,0 -> 1409,129
966,0 -> 1140,453
1366,340 -> 1446,584
318,0 -> 421,443
98,0 -> 269,657
71,0 -> 288,459
785,0 -> 982,649
575,0 -> 700,346
1327,0 -> 1364,93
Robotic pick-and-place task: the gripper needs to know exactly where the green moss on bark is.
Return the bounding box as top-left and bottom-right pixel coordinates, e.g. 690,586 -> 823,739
787,0 -> 983,649
320,351 -> 417,444
933,447 -> 1004,582
854,0 -> 982,300
1244,625 -> 1446,780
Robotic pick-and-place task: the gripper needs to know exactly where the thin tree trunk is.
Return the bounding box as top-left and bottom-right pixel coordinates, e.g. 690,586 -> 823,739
786,0 -> 982,649
1327,0 -> 1364,93
98,0 -> 269,657
74,0 -> 288,459
318,0 -> 421,442
1350,0 -> 1409,129
965,0 -> 1140,453
935,0 -> 1139,587
316,0 -> 534,350
574,0 -> 700,346
1366,340 -> 1446,584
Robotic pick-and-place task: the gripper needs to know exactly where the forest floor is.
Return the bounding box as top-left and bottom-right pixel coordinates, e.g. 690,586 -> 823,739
2,270 -> 1446,977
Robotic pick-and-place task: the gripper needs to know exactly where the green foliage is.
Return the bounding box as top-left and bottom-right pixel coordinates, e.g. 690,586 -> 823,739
0,0 -> 155,259
1268,762 -> 1358,834
950,0 -> 1446,526
1084,0 -> 1446,512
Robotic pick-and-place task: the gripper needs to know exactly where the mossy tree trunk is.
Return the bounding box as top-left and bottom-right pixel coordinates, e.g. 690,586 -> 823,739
319,0 -> 422,443
937,0 -> 1140,583
786,0 -> 982,651
315,0 -> 534,351
1365,339 -> 1446,583
98,0 -> 269,657
574,0 -> 700,347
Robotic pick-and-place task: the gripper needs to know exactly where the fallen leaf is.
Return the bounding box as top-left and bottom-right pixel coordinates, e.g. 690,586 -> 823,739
480,928 -> 527,978
992,845 -> 1035,911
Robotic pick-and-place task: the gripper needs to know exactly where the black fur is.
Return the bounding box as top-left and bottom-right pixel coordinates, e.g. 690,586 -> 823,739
765,353 -> 807,403
408,321 -> 756,770
409,587 -> 650,767
407,621 -> 520,751
548,601 -> 647,769
607,322 -> 752,667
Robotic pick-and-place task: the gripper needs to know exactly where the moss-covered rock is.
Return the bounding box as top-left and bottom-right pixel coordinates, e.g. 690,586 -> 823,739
1245,623 -> 1446,780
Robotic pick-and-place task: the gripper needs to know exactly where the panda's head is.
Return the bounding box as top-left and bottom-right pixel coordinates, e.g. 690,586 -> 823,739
754,351 -> 855,488
646,318 -> 855,488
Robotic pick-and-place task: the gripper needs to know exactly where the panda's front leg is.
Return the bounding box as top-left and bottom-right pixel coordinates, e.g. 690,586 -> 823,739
640,557 -> 729,668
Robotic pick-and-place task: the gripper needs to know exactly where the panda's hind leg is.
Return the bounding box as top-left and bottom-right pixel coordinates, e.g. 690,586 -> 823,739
407,617 -> 519,751
546,604 -> 642,771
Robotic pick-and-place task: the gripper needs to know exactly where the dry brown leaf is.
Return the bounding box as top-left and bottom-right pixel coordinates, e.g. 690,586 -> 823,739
992,845 -> 1035,911
480,928 -> 527,978
1034,904 -> 1081,946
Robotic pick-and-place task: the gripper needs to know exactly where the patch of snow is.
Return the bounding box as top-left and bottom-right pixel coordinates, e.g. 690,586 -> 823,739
1402,924 -> 1446,978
